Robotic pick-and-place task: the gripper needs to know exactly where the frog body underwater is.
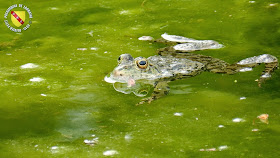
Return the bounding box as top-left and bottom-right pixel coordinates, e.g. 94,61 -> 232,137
105,33 -> 278,105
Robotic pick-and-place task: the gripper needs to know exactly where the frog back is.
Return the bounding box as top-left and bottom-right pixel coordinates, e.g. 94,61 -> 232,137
148,55 -> 205,79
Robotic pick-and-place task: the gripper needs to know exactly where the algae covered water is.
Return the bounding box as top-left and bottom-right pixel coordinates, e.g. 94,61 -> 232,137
0,0 -> 280,157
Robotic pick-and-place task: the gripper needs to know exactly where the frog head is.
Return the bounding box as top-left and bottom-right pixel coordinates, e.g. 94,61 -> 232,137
105,54 -> 161,84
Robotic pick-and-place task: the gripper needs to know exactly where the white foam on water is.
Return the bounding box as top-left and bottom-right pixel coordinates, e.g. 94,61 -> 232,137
103,150 -> 119,156
174,112 -> 183,116
261,73 -> 271,78
239,67 -> 252,72
161,33 -> 196,43
90,47 -> 98,50
218,145 -> 228,151
20,63 -> 39,69
30,77 -> 44,82
125,134 -> 132,141
77,48 -> 87,51
119,10 -> 130,15
84,138 -> 99,145
269,3 -> 277,7
232,118 -> 244,123
138,36 -> 154,41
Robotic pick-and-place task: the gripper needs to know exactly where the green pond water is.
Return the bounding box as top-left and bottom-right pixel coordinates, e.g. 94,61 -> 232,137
1,0 -> 280,157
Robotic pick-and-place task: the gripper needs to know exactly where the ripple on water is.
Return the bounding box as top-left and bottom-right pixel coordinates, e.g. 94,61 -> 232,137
49,7 -> 59,10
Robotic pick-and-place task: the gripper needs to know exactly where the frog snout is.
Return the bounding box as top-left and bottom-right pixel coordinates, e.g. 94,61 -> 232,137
113,70 -> 124,77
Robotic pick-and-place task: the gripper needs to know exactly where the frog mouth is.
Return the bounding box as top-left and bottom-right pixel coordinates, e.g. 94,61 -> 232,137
104,73 -> 129,84
104,75 -> 117,83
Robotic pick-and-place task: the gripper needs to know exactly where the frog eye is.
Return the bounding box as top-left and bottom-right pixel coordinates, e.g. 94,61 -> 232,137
136,59 -> 148,69
118,56 -> 122,64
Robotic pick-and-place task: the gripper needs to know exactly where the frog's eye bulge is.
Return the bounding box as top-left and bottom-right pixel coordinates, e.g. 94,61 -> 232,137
136,58 -> 148,69
118,54 -> 134,65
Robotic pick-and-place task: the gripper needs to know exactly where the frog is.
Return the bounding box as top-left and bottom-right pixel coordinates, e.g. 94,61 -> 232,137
105,33 -> 279,105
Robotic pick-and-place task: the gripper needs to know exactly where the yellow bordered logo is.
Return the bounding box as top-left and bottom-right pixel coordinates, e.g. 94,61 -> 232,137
4,4 -> 32,33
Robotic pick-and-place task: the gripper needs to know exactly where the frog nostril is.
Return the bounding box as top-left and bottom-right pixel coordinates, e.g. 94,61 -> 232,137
113,70 -> 123,77
113,70 -> 118,76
